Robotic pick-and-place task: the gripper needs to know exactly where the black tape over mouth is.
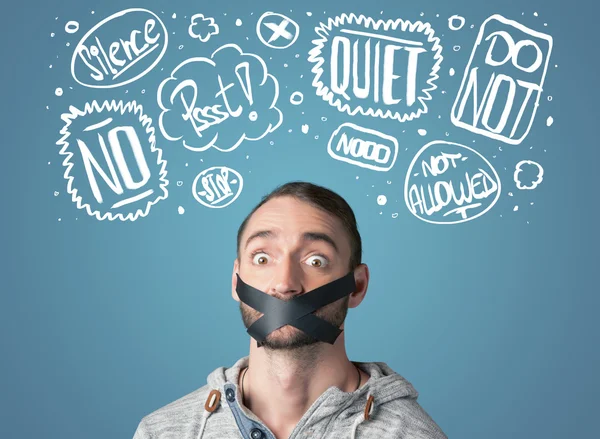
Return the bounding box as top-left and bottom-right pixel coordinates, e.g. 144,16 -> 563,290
235,272 -> 356,347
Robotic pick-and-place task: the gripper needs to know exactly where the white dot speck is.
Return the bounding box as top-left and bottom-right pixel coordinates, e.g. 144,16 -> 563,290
418,129 -> 427,136
307,12 -> 313,16
50,32 -> 55,37
392,213 -> 398,218
546,116 -> 554,127
236,19 -> 242,26
55,88 -> 63,96
453,45 -> 461,51
172,13 -> 176,19
249,111 -> 258,121
178,44 -> 184,50
449,68 -> 455,76
178,206 -> 185,215
270,141 -> 274,145
58,218 -> 62,222
284,63 -> 288,67
513,205 -> 519,212
534,12 -> 539,16
377,195 -> 387,206
185,163 -> 189,167
356,176 -> 359,180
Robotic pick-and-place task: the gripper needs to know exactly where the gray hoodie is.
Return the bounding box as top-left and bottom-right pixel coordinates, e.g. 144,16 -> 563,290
132,355 -> 447,439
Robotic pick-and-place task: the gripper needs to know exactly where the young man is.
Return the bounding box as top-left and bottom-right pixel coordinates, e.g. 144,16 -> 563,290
133,181 -> 447,439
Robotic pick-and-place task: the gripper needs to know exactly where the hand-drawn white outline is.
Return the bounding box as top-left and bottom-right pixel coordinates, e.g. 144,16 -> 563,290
157,43 -> 283,153
404,140 -> 501,224
70,9 -> 168,89
256,12 -> 299,49
65,21 -> 79,34
450,14 -> 553,145
192,166 -> 243,208
308,13 -> 443,122
514,160 -> 544,190
56,100 -> 169,221
188,13 -> 219,43
327,122 -> 398,172
290,91 -> 304,105
448,15 -> 465,31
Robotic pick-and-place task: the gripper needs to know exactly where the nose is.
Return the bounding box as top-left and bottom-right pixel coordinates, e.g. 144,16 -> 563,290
271,255 -> 303,297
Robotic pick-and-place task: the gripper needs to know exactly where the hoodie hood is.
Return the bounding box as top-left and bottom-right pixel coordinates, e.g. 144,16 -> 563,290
199,355 -> 420,439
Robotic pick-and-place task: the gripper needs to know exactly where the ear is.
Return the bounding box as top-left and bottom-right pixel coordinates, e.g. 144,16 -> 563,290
348,264 -> 369,309
232,258 -> 240,302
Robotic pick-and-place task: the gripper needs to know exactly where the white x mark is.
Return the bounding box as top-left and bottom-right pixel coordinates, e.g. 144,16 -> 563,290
264,19 -> 294,43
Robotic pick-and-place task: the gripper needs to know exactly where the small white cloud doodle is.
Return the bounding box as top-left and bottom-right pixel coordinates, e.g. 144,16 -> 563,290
188,13 -> 219,43
404,140 -> 501,224
71,8 -> 168,89
56,100 -> 169,221
514,160 -> 544,190
157,43 -> 282,152
192,166 -> 243,208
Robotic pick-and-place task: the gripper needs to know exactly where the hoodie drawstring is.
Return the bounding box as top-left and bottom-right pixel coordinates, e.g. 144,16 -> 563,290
350,393 -> 375,439
197,389 -> 221,439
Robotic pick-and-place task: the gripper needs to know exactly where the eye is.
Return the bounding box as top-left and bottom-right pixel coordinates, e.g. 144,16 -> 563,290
251,251 -> 270,265
306,255 -> 329,268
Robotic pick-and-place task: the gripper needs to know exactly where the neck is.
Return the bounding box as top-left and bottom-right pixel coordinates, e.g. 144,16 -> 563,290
238,333 -> 367,434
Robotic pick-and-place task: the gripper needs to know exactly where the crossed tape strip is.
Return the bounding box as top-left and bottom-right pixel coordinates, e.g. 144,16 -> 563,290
236,272 -> 356,346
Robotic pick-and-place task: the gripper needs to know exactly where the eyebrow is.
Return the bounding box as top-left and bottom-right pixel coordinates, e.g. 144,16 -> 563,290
244,230 -> 339,254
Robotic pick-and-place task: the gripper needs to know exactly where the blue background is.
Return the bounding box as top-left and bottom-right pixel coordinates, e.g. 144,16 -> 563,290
2,0 -> 598,438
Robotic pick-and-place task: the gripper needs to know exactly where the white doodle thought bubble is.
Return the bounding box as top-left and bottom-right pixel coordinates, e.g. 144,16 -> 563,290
404,141 -> 501,224
71,8 -> 168,89
514,159 -> 544,190
451,14 -> 553,144
308,13 -> 443,122
192,166 -> 243,208
157,43 -> 283,153
327,122 -> 398,172
56,100 -> 169,221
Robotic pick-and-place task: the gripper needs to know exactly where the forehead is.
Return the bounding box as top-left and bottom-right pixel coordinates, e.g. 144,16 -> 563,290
242,196 -> 348,250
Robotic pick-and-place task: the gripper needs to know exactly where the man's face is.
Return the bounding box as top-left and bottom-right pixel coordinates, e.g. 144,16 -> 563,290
234,196 -> 353,351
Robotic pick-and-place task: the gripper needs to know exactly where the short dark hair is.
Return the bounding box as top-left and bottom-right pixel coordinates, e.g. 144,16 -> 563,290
236,181 -> 362,272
